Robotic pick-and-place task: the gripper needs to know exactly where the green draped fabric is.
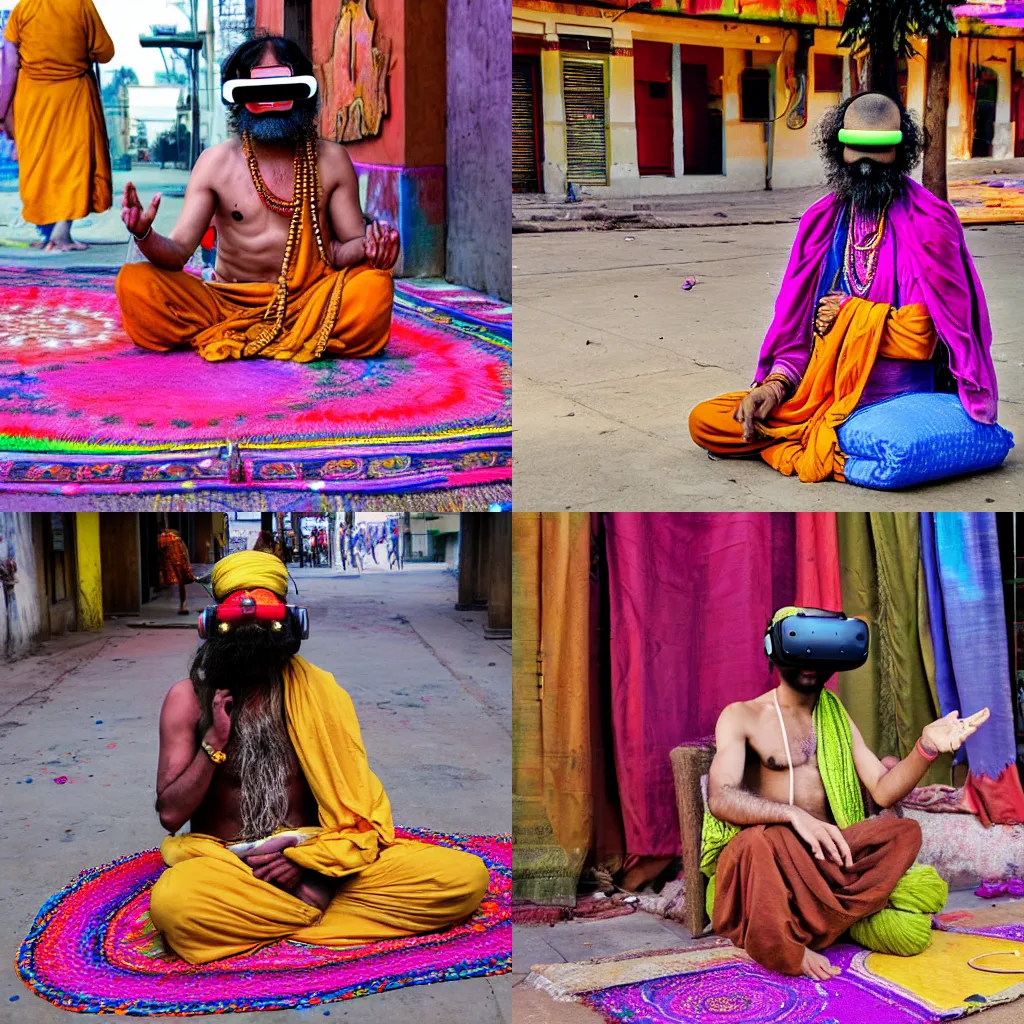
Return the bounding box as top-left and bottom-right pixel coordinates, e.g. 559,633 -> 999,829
700,688 -> 946,952
837,513 -> 948,786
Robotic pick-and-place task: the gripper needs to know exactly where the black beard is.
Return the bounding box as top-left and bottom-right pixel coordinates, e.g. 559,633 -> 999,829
231,104 -> 318,146
190,621 -> 300,738
825,157 -> 906,214
778,665 -> 831,695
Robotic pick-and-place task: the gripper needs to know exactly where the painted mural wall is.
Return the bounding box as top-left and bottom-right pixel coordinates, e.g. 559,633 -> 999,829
0,513 -> 40,662
446,0 -> 512,301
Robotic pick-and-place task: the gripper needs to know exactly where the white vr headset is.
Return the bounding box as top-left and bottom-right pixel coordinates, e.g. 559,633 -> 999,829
221,75 -> 319,105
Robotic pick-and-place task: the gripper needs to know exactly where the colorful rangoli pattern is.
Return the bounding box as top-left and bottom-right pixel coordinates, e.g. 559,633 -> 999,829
17,826 -> 510,1015
0,268 -> 510,503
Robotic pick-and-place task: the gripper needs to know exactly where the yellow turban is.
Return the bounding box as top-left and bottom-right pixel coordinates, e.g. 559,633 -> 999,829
212,551 -> 289,601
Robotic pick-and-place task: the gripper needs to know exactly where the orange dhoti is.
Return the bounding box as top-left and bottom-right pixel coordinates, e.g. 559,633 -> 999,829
116,261 -> 393,362
688,298 -> 936,482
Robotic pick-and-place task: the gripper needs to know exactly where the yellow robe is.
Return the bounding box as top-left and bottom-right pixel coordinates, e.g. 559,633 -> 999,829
3,0 -> 113,225
688,298 -> 937,481
115,171 -> 394,361
150,656 -> 489,964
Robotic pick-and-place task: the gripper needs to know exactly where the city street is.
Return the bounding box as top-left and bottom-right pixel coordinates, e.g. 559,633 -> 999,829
0,564 -> 511,1023
513,208 -> 1024,510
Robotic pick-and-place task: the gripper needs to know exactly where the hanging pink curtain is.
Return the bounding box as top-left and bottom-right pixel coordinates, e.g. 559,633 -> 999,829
604,513 -> 796,858
795,512 -> 844,692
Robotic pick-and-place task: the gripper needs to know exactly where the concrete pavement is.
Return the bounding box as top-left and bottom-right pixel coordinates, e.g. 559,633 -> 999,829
513,216 -> 1024,510
0,565 -> 510,1023
513,157 -> 1024,232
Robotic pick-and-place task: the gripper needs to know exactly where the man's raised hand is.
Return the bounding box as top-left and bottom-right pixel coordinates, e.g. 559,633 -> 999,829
363,219 -> 400,270
205,688 -> 234,750
121,181 -> 161,239
921,708 -> 990,754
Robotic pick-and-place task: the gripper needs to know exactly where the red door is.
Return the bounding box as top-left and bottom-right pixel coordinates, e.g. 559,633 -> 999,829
1015,73 -> 1024,158
633,40 -> 673,176
681,63 -> 709,174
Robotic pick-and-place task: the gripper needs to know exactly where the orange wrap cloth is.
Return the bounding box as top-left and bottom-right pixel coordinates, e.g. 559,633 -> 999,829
689,298 -> 937,482
157,529 -> 195,587
3,0 -> 114,225
152,655 -> 488,963
115,184 -> 393,362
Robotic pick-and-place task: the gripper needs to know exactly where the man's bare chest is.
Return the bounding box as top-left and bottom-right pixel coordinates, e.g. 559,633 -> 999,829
748,725 -> 818,773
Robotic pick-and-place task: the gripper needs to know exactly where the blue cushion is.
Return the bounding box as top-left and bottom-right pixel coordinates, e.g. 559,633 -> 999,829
837,392 -> 1014,490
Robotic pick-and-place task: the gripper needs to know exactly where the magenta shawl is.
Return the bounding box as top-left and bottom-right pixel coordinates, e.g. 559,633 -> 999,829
755,177 -> 998,424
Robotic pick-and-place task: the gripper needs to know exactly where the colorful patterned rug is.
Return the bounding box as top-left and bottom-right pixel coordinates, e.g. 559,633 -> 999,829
950,178 -> 1024,224
526,922 -> 1024,1023
17,827 -> 510,1015
0,267 -> 510,504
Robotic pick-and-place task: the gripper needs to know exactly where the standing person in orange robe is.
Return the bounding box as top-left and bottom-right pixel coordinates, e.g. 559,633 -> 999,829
0,0 -> 114,251
158,527 -> 196,616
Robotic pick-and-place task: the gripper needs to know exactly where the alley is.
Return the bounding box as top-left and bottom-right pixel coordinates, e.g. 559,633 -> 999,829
0,565 -> 511,1023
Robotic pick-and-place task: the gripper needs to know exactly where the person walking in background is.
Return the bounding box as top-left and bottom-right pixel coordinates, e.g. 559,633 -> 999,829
157,527 -> 196,616
0,0 -> 114,251
387,519 -> 402,571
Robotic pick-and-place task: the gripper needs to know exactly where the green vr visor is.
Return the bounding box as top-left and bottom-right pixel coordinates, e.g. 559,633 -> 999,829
837,128 -> 903,147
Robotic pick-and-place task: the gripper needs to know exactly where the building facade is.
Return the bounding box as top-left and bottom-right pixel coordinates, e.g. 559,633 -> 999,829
0,513 -> 225,661
512,0 -> 1024,195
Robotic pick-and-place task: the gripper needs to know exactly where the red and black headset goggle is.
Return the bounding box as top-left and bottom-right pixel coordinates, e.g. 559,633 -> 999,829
197,588 -> 309,639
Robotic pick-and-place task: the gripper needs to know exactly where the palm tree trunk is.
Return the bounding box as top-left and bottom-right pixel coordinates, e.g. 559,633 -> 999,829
923,27 -> 951,201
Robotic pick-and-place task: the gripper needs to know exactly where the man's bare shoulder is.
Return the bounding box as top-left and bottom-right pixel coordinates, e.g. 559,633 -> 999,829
161,679 -> 201,723
316,138 -> 356,179
192,139 -> 241,177
716,694 -> 775,733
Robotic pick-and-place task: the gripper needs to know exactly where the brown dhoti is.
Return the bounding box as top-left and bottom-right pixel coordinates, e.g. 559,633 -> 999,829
711,816 -> 922,975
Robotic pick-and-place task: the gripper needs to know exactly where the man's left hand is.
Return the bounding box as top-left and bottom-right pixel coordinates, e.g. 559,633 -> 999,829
246,848 -> 304,891
814,292 -> 846,337
364,219 -> 400,270
921,708 -> 990,754
244,836 -> 303,892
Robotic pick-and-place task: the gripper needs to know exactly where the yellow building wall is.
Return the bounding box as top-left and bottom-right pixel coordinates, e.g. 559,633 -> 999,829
75,512 -> 103,632
515,1 -> 1023,194
948,34 -> 1017,160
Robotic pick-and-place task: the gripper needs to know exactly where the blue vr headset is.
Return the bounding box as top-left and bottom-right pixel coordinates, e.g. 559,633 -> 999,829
764,607 -> 869,672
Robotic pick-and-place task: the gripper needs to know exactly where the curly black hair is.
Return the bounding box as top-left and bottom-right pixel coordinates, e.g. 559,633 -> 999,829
813,92 -> 924,175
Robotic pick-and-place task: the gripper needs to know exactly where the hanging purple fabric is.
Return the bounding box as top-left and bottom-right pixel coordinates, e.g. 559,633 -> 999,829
603,513 -> 796,859
930,512 -> 1024,824
918,512 -> 963,764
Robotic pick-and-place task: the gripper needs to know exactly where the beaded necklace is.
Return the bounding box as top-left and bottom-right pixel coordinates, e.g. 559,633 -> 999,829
239,132 -> 330,358
841,199 -> 889,297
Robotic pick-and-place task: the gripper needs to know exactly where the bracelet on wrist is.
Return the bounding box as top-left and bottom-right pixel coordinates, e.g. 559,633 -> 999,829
915,736 -> 939,763
132,225 -> 152,243
760,372 -> 793,400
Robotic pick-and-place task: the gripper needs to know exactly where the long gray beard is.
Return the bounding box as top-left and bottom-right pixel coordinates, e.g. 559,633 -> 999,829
231,682 -> 291,843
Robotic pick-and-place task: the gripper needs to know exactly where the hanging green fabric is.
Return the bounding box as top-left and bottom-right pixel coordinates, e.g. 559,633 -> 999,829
838,513 -> 948,786
700,688 -> 946,952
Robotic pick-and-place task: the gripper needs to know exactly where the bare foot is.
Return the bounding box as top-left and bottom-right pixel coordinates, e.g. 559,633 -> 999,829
42,239 -> 88,252
293,873 -> 340,911
800,947 -> 841,981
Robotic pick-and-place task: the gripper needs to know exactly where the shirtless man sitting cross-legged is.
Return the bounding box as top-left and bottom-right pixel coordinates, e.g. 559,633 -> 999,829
705,607 -> 989,980
150,550 -> 489,965
116,35 -> 400,362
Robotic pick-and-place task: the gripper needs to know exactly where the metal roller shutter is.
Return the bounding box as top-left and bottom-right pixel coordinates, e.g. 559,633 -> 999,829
562,58 -> 607,185
513,62 -> 540,193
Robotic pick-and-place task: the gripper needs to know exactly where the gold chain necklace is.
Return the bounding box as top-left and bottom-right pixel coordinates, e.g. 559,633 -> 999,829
239,132 -> 330,358
242,132 -> 296,216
